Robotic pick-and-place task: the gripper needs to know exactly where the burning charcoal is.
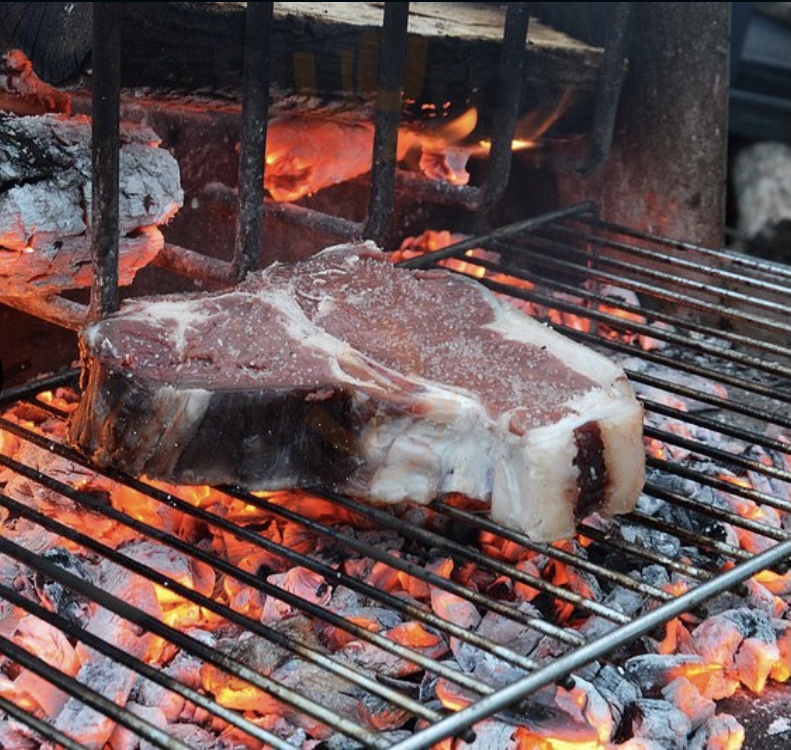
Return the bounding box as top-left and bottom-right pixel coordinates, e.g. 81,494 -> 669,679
591,664 -> 641,721
338,624 -> 446,679
690,607 -> 780,696
454,719 -> 517,748
429,585 -> 481,631
0,113 -> 182,294
260,566 -> 332,623
53,655 -> 139,747
0,716 -> 41,749
120,540 -> 216,603
326,585 -> 402,630
475,604 -> 545,653
688,712 -> 746,750
624,653 -> 707,695
459,647 -> 528,690
274,657 -> 409,737
8,614 -> 80,716
34,548 -> 95,627
133,645 -> 212,725
706,577 -> 779,619
132,677 -> 187,724
620,699 -> 692,749
155,723 -> 220,749
107,701 -> 167,750
507,684 -> 603,745
203,616 -> 326,711
772,619 -> 791,682
660,676 -> 716,732
556,676 -> 617,744
205,627 -> 297,687
216,713 -> 303,749
615,739 -> 672,750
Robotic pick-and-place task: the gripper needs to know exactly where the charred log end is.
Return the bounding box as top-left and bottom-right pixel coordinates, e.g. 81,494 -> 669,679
573,421 -> 607,520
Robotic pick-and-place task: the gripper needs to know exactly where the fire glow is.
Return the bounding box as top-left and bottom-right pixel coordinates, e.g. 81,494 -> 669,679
0,363 -> 787,750
262,93 -> 567,202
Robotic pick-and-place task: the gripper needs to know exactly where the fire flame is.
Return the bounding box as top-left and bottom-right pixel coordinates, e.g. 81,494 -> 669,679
263,90 -> 574,202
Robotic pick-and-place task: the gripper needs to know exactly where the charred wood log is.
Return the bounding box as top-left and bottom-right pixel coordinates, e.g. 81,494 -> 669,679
0,113 -> 183,295
116,2 -> 603,125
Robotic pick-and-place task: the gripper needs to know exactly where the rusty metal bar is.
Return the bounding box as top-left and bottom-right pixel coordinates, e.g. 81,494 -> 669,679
233,2 -> 274,281
365,1 -> 410,242
89,1 -> 122,319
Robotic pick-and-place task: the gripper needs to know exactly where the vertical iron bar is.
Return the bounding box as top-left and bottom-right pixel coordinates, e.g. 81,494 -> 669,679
233,2 -> 274,282
364,2 -> 410,243
481,2 -> 530,207
574,2 -> 630,174
90,1 -> 121,319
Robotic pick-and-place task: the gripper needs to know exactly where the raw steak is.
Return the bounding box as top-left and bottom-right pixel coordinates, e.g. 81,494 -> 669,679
69,243 -> 645,542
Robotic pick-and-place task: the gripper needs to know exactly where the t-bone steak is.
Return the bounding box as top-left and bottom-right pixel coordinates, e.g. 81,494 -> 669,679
69,243 -> 645,542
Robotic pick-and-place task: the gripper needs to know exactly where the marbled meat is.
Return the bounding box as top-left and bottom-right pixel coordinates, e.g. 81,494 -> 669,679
69,243 -> 645,542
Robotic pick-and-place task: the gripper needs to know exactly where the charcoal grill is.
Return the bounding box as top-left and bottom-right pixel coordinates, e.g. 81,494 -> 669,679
0,2 -> 789,748
1,203 -> 790,748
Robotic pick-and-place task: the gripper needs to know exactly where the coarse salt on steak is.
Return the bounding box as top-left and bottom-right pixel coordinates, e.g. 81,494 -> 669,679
69,243 -> 645,542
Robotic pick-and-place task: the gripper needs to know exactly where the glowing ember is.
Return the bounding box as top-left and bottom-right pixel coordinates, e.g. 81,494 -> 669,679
263,107 -> 479,201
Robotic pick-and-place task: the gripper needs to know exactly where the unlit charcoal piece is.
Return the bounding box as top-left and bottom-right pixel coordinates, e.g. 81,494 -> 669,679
591,664 -> 641,716
70,243 -> 645,542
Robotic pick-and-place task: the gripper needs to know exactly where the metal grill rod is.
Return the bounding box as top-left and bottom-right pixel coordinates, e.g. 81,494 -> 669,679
546,221 -> 791,301
641,397 -> 791,456
0,693 -> 86,750
465,250 -> 791,369
310,489 -> 630,626
643,422 -> 791,486
576,215 -> 791,284
648,456 -> 791,521
24,390 -> 787,611
0,600 -> 192,750
483,247 -> 791,363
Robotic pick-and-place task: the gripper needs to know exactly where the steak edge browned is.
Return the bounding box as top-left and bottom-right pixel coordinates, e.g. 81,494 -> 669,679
70,243 -> 646,542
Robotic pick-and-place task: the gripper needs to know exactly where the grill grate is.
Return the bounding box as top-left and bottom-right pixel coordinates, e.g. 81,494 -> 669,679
0,205 -> 789,748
